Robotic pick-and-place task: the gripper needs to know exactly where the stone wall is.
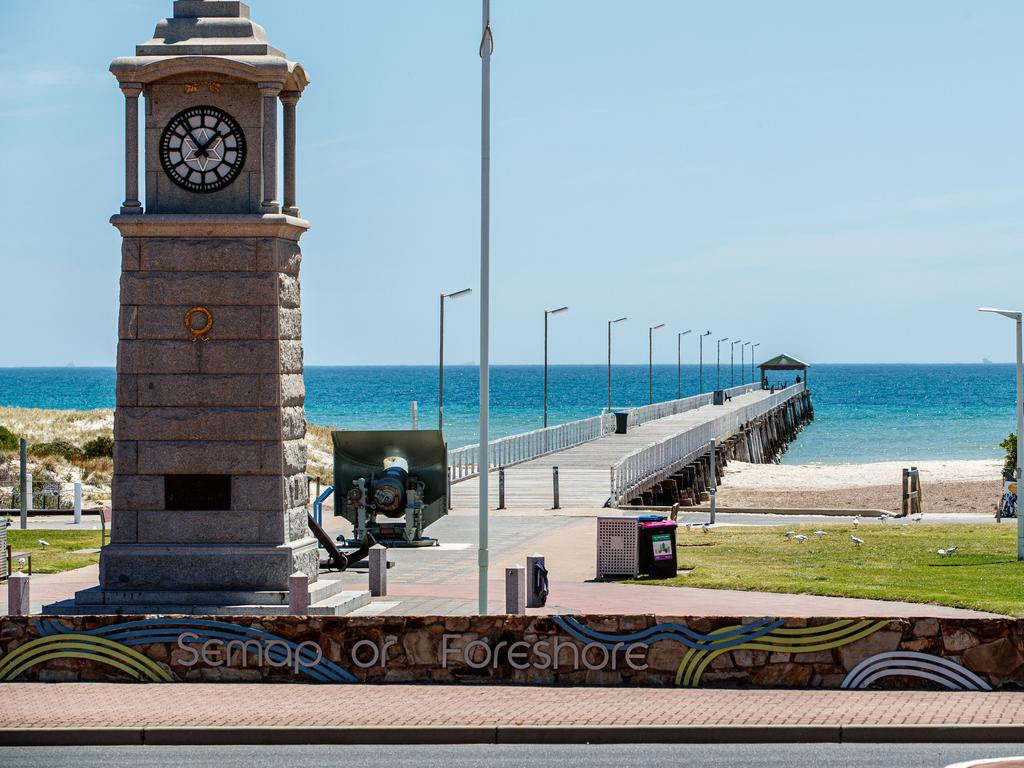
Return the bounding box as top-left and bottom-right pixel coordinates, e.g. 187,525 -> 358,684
2,614 -> 1021,690
103,216 -> 319,596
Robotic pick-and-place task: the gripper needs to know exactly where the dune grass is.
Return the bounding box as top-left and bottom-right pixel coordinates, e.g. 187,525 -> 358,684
4,529 -> 102,575
640,521 -> 1024,616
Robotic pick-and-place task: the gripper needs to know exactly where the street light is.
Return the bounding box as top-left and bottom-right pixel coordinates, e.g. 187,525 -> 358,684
979,307 -> 1024,560
677,330 -> 692,399
731,339 -> 743,387
743,342 -> 752,383
438,288 -> 472,431
607,317 -> 627,411
750,342 -> 760,385
648,324 -> 665,403
716,337 -> 729,390
543,306 -> 569,428
698,330 -> 711,393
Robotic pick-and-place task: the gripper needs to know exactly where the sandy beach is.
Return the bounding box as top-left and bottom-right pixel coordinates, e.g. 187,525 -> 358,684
717,459 -> 1004,515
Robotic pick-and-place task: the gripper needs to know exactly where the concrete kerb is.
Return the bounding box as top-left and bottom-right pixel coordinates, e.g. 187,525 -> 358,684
4,724 -> 1024,747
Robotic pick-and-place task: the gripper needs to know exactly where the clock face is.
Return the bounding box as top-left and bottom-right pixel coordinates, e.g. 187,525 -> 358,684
159,105 -> 246,193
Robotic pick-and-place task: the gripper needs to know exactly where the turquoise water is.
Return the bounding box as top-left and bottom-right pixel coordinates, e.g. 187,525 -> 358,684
0,364 -> 1015,464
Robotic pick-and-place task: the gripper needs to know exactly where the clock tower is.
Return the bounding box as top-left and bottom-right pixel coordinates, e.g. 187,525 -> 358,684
66,0 -> 325,612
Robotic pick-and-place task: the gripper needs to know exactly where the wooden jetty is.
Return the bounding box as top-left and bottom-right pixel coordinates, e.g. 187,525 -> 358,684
449,382 -> 813,510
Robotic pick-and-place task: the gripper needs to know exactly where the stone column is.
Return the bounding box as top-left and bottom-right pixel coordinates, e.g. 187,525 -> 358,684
120,82 -> 143,215
259,83 -> 282,213
280,90 -> 301,216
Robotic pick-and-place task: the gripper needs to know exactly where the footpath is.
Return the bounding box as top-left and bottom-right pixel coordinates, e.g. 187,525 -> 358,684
4,684 -> 1024,745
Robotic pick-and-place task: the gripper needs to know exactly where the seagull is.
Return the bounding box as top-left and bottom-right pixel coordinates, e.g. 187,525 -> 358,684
852,517 -> 860,529
784,531 -> 796,538
813,531 -> 827,537
912,513 -> 923,522
793,534 -> 808,542
38,539 -> 49,547
850,536 -> 864,545
938,547 -> 958,557
701,523 -> 710,533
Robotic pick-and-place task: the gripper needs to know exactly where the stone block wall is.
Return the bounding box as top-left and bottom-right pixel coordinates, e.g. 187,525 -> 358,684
2,614 -> 1021,690
101,217 -> 318,593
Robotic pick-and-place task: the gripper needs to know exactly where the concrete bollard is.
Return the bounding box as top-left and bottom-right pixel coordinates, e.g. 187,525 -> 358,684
288,571 -> 309,614
709,439 -> 717,525
19,438 -> 27,530
8,572 -> 30,616
505,565 -> 526,614
74,481 -> 82,525
369,544 -> 388,597
526,553 -> 547,608
552,466 -> 560,510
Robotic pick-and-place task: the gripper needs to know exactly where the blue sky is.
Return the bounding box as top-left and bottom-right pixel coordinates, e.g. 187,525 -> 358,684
1,1 -> 1022,366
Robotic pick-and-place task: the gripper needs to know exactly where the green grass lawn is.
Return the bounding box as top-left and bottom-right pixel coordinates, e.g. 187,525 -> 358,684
640,521 -> 1024,616
4,528 -> 102,575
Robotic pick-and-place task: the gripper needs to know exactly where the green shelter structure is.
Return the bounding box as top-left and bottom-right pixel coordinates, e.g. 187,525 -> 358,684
758,353 -> 809,389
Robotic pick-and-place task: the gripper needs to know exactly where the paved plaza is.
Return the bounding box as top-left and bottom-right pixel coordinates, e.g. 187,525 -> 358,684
2,506 -> 1003,617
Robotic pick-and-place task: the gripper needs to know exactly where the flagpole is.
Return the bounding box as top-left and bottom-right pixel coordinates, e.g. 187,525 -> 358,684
478,0 -> 493,615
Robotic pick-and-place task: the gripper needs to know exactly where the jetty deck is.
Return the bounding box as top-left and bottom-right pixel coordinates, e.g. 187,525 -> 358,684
450,384 -> 810,510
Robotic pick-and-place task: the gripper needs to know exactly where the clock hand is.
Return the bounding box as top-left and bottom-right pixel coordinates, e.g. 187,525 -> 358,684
195,130 -> 223,154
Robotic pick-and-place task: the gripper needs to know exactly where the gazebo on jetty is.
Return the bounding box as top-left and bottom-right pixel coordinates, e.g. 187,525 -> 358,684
758,353 -> 809,390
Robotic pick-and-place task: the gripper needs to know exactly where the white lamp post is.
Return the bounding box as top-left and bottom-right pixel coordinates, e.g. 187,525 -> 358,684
742,341 -> 751,383
751,342 -> 760,385
677,330 -> 692,399
478,0 -> 494,614
649,323 -> 665,404
698,330 -> 711,393
543,306 -> 568,428
607,317 -> 627,411
979,307 -> 1024,560
716,337 -> 729,390
438,288 -> 472,432
731,339 -> 742,387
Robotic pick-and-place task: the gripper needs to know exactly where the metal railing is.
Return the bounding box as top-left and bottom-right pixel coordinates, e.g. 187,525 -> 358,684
609,383 -> 805,506
447,382 -> 767,484
448,412 -> 616,482
625,383 -> 759,428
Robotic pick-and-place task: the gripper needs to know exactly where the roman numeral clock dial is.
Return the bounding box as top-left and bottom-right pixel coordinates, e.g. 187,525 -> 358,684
159,105 -> 246,193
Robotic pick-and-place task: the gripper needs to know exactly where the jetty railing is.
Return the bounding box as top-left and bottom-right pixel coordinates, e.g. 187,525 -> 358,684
625,383 -> 760,428
609,382 -> 805,506
447,412 -> 615,482
447,382 -> 765,483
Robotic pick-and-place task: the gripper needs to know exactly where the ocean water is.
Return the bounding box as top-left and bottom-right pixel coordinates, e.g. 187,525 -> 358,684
0,364 -> 1016,464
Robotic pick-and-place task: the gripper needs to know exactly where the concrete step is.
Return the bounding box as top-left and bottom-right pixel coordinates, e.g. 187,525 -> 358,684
307,590 -> 372,616
308,576 -> 347,604
43,599 -> 291,616
45,581 -> 365,617
69,577 -> 349,609
346,600 -> 402,616
72,586 -> 291,607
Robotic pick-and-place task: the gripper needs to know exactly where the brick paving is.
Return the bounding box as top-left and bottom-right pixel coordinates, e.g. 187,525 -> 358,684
3,684 -> 1024,729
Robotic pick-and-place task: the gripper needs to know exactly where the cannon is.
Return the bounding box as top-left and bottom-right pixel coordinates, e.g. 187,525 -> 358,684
332,430 -> 448,548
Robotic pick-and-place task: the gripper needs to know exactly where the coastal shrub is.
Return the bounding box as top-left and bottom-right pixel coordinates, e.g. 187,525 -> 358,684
1002,433 -> 1018,479
0,426 -> 18,452
82,435 -> 114,459
28,440 -> 83,462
